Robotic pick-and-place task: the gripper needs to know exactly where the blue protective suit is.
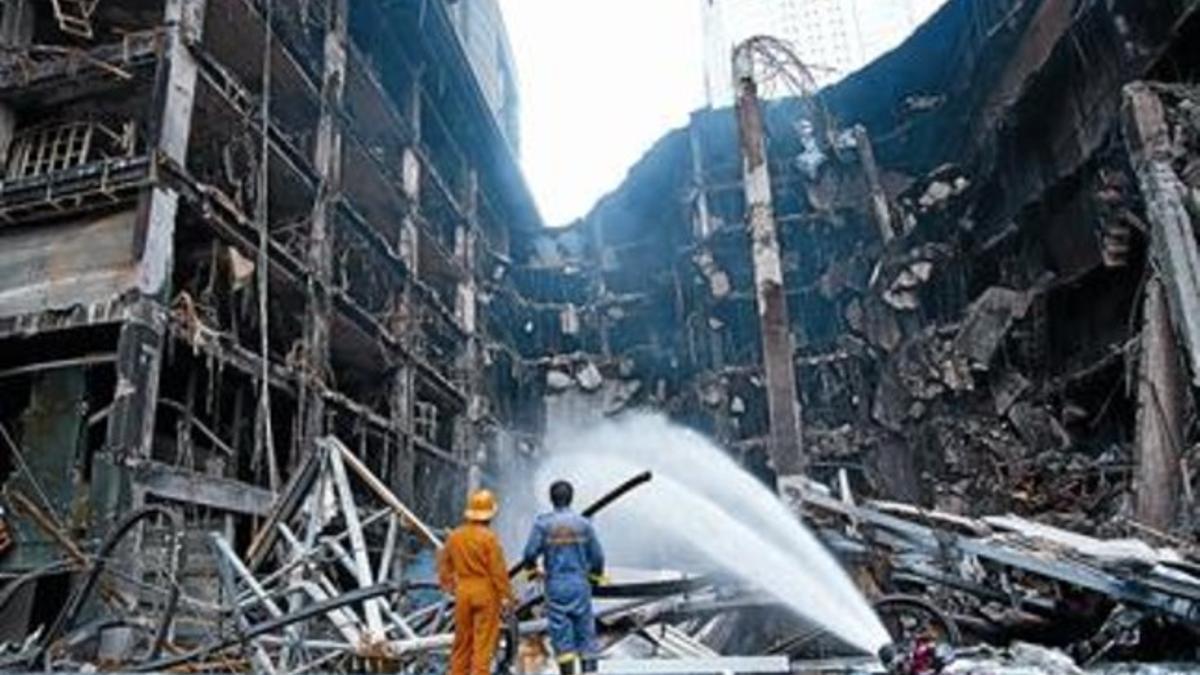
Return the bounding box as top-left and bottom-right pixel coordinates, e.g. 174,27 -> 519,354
522,507 -> 605,657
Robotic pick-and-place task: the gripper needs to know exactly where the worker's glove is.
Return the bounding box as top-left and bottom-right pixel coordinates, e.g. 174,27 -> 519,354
587,573 -> 610,587
516,566 -> 544,582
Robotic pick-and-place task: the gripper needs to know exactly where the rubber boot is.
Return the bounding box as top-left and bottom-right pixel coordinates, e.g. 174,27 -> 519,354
557,654 -> 578,675
581,657 -> 598,673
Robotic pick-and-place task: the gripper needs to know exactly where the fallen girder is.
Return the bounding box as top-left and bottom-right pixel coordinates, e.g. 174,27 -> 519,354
59,435 -> 730,674
783,477 -> 1200,660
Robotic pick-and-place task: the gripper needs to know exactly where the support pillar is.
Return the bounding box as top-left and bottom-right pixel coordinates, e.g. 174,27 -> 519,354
1122,83 -> 1200,387
390,366 -> 416,504
457,170 -> 483,493
392,151 -> 421,505
1134,276 -> 1185,529
299,0 -> 347,459
103,0 -> 206,518
732,47 -> 804,477
853,125 -> 896,244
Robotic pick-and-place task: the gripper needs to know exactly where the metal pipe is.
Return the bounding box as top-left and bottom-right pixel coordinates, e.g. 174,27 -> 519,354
131,581 -> 405,672
324,436 -> 444,548
240,507 -> 390,603
328,440 -> 386,637
36,506 -> 184,667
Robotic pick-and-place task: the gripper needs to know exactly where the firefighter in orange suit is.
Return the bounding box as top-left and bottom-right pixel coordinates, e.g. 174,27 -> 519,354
438,489 -> 514,675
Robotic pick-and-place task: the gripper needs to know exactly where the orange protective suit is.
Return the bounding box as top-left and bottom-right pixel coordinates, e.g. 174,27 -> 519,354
438,521 -> 513,675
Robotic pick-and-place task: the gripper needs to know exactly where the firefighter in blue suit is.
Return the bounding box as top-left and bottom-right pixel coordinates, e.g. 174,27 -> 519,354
521,480 -> 606,674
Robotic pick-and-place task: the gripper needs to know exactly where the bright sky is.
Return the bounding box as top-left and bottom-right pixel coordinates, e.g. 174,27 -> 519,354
500,0 -> 947,227
499,0 -> 704,226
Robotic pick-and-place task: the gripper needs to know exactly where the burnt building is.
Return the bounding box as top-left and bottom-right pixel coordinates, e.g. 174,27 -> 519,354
514,0 -> 1200,533
2,0 -> 1200,664
0,0 -> 544,621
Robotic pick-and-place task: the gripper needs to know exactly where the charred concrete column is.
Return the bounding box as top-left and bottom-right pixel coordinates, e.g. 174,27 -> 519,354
853,125 -> 896,244
732,47 -> 804,476
1134,276 -> 1185,529
390,364 -> 416,504
103,0 -> 206,503
1122,83 -> 1199,529
299,0 -> 348,459
391,109 -> 423,504
457,169 -> 483,493
392,143 -> 421,503
1122,83 -> 1200,387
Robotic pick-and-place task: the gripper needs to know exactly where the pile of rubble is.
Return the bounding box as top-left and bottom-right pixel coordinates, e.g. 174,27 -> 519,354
3,433 -> 1199,673
0,436 -> 821,673
786,475 -> 1200,668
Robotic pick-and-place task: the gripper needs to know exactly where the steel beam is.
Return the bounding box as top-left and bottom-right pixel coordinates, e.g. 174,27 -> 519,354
135,461 -> 275,516
795,488 -> 1200,623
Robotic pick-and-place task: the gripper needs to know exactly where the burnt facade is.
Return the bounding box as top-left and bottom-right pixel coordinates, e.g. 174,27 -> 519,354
0,0 -> 543,608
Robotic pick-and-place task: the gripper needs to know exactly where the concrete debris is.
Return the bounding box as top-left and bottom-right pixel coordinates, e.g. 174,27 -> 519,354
882,261 -> 935,310
577,361 -> 604,391
872,327 -> 975,430
914,167 -> 971,211
604,379 -> 643,415
787,479 -> 1200,665
547,369 -> 574,390
945,643 -> 1084,675
990,371 -> 1032,416
954,287 -> 1032,369
701,381 -> 724,407
859,296 -> 905,352
694,250 -> 733,298
1006,401 -> 1071,452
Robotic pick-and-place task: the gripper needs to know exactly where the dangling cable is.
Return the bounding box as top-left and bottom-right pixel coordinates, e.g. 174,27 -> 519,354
254,0 -> 279,492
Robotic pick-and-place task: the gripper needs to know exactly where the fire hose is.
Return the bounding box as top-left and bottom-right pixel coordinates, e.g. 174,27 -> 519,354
495,470 -> 653,672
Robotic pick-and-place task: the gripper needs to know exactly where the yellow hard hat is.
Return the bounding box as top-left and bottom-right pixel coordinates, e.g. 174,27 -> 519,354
465,489 -> 498,522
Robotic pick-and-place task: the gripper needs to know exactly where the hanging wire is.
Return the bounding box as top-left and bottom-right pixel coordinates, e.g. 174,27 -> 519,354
255,0 -> 279,493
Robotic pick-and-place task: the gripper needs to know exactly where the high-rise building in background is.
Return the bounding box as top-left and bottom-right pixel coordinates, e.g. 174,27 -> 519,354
449,0 -> 521,152
702,0 -> 946,106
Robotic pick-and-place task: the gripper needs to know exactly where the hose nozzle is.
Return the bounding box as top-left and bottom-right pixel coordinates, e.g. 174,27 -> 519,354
878,643 -> 901,674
